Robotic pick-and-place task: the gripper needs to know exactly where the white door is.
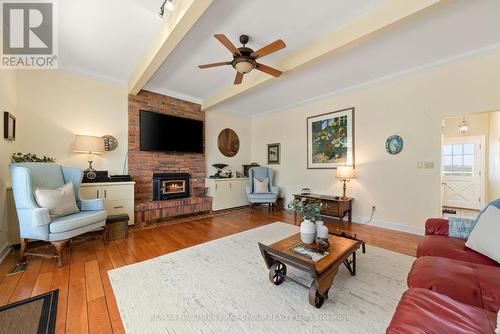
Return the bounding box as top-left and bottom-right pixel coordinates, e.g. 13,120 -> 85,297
441,137 -> 485,210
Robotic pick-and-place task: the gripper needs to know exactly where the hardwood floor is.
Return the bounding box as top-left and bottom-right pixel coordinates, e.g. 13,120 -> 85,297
0,208 -> 422,333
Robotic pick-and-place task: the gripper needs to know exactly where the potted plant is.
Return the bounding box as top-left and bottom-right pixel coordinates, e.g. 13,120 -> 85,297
288,198 -> 323,244
11,153 -> 55,163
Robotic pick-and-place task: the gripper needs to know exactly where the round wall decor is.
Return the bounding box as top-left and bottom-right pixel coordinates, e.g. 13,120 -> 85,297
217,128 -> 240,157
102,135 -> 118,151
386,135 -> 403,155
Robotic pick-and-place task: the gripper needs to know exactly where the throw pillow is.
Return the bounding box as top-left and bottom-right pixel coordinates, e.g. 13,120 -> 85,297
34,182 -> 80,220
253,177 -> 269,193
448,217 -> 477,239
465,205 -> 500,263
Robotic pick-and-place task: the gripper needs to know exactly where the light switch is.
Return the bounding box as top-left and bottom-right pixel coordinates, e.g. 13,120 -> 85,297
424,161 -> 434,169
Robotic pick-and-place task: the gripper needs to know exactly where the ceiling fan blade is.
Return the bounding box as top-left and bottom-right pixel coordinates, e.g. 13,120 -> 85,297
214,34 -> 241,56
234,71 -> 243,84
250,39 -> 286,59
256,63 -> 282,77
198,61 -> 232,69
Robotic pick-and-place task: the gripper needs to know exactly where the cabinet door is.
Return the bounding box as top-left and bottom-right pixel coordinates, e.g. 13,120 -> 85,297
101,184 -> 133,200
80,186 -> 100,200
213,181 -> 229,210
239,180 -> 249,206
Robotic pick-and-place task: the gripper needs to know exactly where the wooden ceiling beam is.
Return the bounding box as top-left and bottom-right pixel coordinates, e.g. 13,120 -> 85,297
201,0 -> 444,111
128,0 -> 213,95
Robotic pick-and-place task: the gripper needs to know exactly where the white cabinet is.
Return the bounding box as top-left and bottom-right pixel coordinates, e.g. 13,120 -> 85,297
80,181 -> 135,224
206,178 -> 249,211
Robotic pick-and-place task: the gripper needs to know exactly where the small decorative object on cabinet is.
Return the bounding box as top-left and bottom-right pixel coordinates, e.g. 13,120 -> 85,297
307,107 -> 354,169
385,135 -> 404,155
217,128 -> 240,157
74,135 -> 105,181
205,177 -> 249,211
301,188 -> 311,195
267,143 -> 280,164
336,165 -> 355,200
80,181 -> 135,224
3,112 -> 15,140
243,163 -> 259,177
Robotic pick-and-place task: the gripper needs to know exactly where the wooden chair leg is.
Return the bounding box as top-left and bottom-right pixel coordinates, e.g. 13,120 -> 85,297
103,224 -> 109,245
19,238 -> 28,263
51,240 -> 69,268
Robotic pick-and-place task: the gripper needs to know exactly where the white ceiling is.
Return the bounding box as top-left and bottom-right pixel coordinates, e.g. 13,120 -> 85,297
59,0 -> 164,83
143,0 -> 500,116
145,0 -> 385,101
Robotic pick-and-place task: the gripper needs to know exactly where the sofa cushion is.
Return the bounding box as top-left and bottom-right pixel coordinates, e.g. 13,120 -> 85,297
408,257 -> 500,312
386,288 -> 497,334
466,205 -> 500,263
49,210 -> 107,234
417,235 -> 499,267
34,182 -> 80,219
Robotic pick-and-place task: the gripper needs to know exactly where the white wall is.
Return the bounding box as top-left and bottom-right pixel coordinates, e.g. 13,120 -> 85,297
0,70 -> 19,258
15,70 -> 128,174
489,111 -> 500,201
205,110 -> 252,176
250,51 -> 500,234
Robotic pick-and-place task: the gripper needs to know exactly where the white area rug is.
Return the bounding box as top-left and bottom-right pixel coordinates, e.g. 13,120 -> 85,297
109,222 -> 414,334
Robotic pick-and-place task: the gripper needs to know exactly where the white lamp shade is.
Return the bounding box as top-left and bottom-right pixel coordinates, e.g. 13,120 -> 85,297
74,135 -> 104,154
336,165 -> 355,179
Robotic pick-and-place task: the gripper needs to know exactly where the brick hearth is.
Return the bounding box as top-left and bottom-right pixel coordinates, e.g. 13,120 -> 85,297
128,90 -> 210,223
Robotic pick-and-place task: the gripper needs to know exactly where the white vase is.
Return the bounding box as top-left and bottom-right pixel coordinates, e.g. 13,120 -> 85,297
315,220 -> 329,239
300,219 -> 316,244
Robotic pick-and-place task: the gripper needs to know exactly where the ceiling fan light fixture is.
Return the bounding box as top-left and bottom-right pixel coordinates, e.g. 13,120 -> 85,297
234,60 -> 254,74
158,0 -> 174,19
164,0 -> 175,11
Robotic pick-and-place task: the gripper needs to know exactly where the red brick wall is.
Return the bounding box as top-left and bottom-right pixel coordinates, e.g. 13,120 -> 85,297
128,90 -> 205,203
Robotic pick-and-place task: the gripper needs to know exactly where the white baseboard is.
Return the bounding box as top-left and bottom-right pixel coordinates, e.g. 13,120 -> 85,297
352,216 -> 425,236
0,243 -> 11,264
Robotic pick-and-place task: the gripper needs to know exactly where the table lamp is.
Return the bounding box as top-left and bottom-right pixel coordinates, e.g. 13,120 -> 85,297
336,165 -> 355,200
74,135 -> 105,171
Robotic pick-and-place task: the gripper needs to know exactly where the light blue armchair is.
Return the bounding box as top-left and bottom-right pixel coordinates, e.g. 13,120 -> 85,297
246,167 -> 279,210
9,163 -> 108,267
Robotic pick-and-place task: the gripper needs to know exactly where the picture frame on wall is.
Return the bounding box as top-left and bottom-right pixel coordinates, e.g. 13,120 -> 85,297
307,107 -> 354,169
267,143 -> 280,165
3,112 -> 16,141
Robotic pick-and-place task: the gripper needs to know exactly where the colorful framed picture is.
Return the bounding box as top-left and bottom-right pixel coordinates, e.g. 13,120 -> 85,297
267,143 -> 280,165
3,112 -> 16,141
307,107 -> 354,169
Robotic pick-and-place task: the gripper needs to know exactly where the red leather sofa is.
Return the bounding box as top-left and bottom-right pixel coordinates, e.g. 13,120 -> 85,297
387,218 -> 499,334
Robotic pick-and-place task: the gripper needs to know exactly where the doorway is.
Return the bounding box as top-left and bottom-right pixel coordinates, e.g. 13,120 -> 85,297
441,136 -> 485,210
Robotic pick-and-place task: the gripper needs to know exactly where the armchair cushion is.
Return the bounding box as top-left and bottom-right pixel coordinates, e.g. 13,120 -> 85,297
49,210 -> 107,234
253,177 -> 270,193
425,218 -> 449,236
34,182 -> 80,219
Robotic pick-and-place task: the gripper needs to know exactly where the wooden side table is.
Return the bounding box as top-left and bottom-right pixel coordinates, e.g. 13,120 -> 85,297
105,214 -> 129,241
293,194 -> 353,228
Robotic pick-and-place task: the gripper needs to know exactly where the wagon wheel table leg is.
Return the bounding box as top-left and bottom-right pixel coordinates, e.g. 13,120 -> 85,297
269,262 -> 287,285
309,282 -> 326,308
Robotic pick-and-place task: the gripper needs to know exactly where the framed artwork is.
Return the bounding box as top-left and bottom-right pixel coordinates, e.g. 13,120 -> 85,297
3,112 -> 16,141
267,143 -> 280,165
307,107 -> 354,169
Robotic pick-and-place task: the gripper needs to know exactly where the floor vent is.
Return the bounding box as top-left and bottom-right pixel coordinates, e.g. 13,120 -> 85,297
7,262 -> 27,275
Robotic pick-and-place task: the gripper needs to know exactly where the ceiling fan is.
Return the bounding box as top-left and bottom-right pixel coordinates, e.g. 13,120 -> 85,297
198,34 -> 286,84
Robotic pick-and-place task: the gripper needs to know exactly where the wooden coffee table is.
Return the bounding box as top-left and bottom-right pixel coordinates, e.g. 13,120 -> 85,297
259,233 -> 362,308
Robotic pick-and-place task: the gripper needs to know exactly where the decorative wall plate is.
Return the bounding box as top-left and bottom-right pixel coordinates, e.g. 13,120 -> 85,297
217,128 -> 240,157
102,135 -> 118,151
386,135 -> 403,155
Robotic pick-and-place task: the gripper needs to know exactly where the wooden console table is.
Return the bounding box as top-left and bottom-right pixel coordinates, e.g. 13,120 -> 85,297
293,194 -> 353,227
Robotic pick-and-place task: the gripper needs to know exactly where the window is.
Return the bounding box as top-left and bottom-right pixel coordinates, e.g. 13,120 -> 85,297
442,143 -> 474,176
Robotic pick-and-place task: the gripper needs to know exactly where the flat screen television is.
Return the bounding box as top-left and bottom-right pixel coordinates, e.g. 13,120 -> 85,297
140,110 -> 204,153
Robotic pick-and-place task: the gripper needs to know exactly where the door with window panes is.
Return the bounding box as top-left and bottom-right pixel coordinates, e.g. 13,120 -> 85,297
441,137 -> 484,210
